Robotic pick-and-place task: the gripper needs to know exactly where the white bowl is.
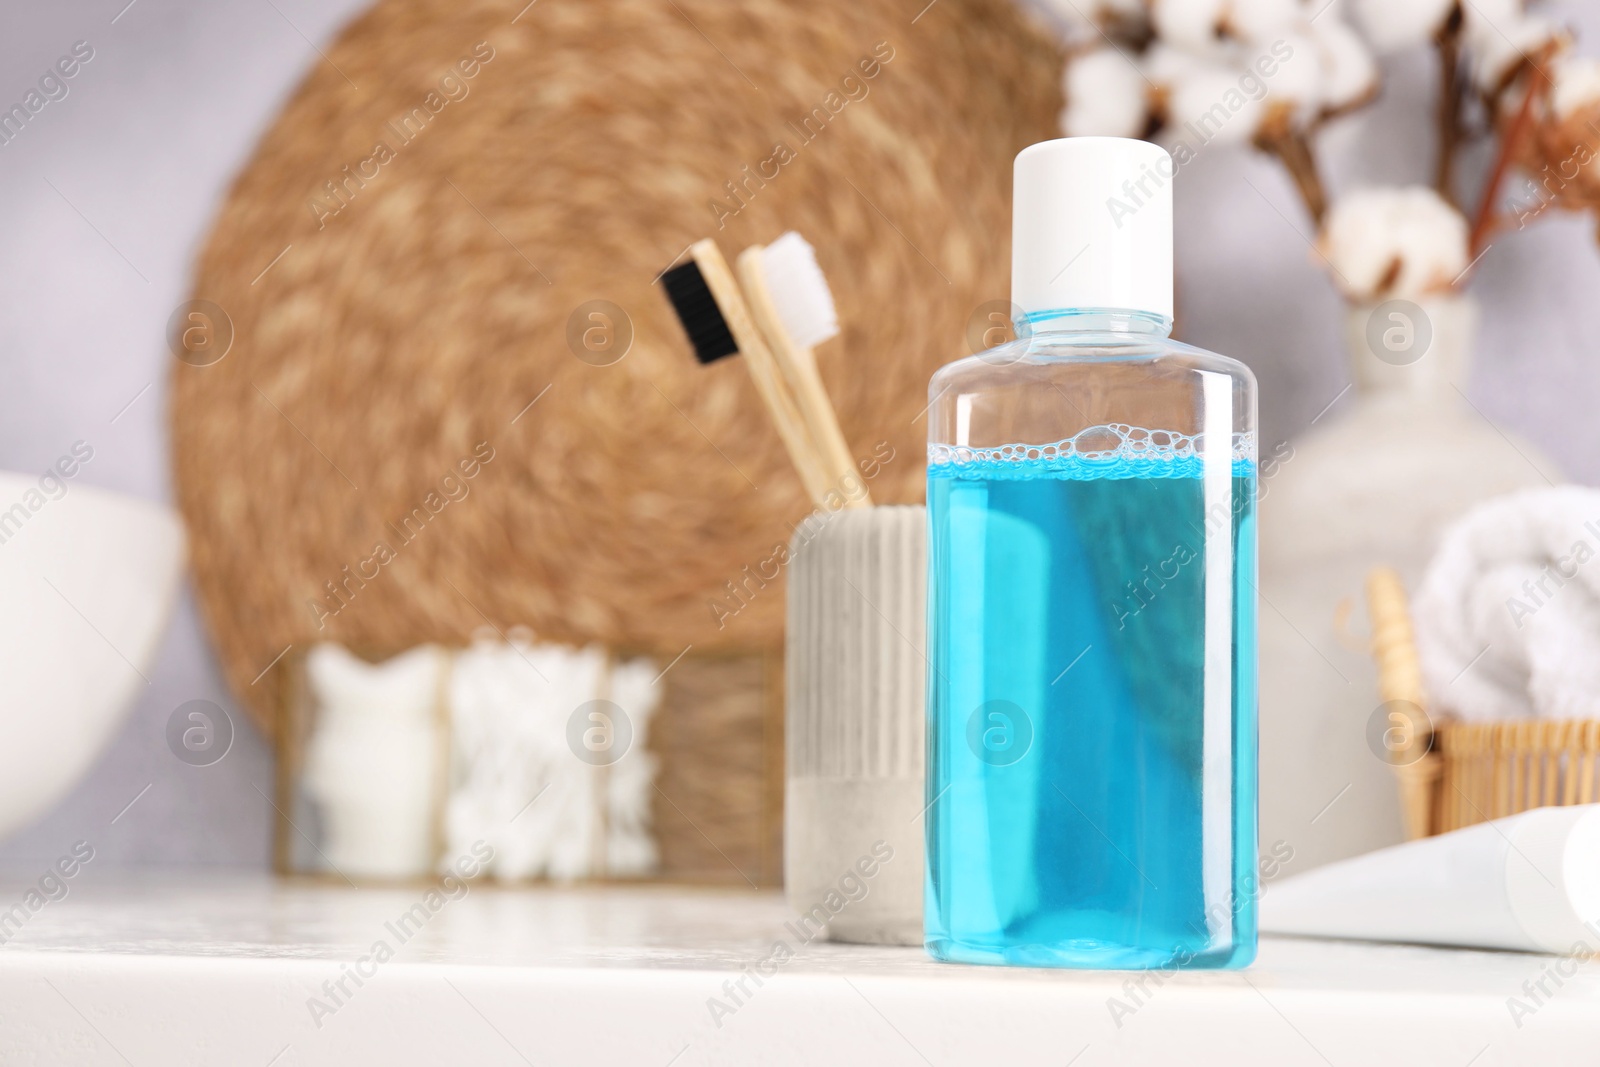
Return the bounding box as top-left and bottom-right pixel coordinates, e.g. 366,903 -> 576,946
0,471 -> 185,839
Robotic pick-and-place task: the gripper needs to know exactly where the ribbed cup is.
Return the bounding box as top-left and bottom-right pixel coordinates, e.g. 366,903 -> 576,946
785,505 -> 925,945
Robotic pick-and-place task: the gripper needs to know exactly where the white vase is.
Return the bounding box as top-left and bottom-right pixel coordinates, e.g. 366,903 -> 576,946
785,505 -> 925,945
1257,294 -> 1561,873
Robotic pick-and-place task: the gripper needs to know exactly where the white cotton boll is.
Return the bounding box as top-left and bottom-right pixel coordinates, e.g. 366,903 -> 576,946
1464,0 -> 1519,32
1319,186 -> 1470,300
1225,0 -> 1301,42
1168,65 -> 1265,144
1551,56 -> 1600,120
1315,19 -> 1379,110
1350,0 -> 1456,53
1143,42 -> 1211,88
1465,4 -> 1559,91
1471,16 -> 1561,92
1151,0 -> 1229,51
1265,33 -> 1324,108
1060,49 -> 1150,137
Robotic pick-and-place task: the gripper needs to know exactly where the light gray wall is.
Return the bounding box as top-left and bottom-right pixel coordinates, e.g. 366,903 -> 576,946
2,0 -> 1596,869
0,0 -> 371,870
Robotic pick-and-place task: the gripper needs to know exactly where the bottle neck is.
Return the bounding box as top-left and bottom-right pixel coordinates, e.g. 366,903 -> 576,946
1019,307 -> 1174,338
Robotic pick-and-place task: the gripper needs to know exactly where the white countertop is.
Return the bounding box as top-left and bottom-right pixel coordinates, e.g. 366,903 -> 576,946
0,877 -> 1592,1065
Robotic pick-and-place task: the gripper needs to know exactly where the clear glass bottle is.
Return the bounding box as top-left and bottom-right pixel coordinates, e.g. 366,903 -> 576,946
924,138 -> 1258,969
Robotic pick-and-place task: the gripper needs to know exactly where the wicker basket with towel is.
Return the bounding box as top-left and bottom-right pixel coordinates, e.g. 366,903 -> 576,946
1366,487 -> 1600,839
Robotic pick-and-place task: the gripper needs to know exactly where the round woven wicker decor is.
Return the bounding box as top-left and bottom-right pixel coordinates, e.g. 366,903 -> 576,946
172,0 -> 1063,734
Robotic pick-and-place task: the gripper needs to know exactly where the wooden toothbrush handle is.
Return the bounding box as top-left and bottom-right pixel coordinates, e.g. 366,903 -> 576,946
735,247 -> 870,508
687,239 -> 833,506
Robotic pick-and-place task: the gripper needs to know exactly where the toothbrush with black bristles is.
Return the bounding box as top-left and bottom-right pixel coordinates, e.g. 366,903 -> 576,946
659,238 -> 833,504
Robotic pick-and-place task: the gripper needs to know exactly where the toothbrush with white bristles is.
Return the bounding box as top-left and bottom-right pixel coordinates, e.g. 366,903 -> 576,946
658,238 -> 834,504
736,232 -> 868,508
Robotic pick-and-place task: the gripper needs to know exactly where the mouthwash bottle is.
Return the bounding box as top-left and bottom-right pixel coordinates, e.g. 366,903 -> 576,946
925,137 -> 1257,969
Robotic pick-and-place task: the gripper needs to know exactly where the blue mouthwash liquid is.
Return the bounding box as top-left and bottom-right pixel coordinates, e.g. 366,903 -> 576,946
925,434 -> 1258,968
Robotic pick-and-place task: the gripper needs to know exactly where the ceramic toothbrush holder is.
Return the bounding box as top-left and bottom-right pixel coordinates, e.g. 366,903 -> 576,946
785,504 -> 925,945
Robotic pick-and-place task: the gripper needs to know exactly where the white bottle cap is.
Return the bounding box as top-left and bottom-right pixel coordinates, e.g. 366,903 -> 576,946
1011,137 -> 1174,323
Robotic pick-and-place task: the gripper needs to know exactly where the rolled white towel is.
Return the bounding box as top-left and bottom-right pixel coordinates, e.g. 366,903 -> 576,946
1413,486 -> 1600,722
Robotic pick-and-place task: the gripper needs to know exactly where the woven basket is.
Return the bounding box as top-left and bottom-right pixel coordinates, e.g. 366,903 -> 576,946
169,0 -> 1062,880
1365,567 -> 1600,838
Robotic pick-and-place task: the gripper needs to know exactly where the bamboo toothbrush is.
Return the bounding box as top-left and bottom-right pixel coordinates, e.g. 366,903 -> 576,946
659,238 -> 834,504
735,232 -> 868,508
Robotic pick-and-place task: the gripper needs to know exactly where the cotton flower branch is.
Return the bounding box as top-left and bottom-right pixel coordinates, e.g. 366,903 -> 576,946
1319,186 -> 1470,300
1044,0 -> 1376,226
1468,67 -> 1548,258
1433,9 -> 1465,202
1041,0 -> 1596,303
1497,54 -> 1600,243
1255,114 -> 1327,224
